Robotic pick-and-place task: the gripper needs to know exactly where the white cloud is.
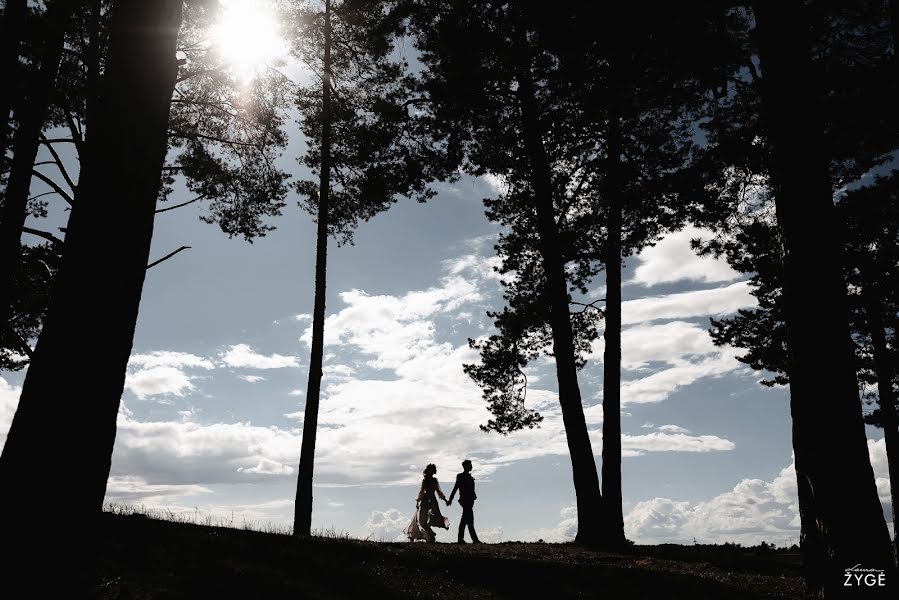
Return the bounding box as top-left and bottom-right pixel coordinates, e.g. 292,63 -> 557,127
110,411 -> 300,486
322,364 -> 354,378
128,351 -> 215,371
0,376 -> 22,447
481,172 -> 508,195
622,281 -> 755,325
238,375 -> 267,383
124,350 -> 218,401
125,366 -> 195,401
288,389 -> 304,397
620,321 -> 720,370
630,227 -> 741,287
220,344 -> 299,369
105,475 -> 213,504
621,432 -> 734,455
237,458 -> 295,475
618,349 -> 743,405
625,463 -> 799,546
657,424 -> 690,434
521,506 -> 579,542
362,508 -> 412,541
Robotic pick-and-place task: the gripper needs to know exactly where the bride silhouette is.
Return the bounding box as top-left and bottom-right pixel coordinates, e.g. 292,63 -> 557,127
405,463 -> 450,542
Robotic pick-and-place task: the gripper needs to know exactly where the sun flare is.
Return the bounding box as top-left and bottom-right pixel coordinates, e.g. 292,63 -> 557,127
213,0 -> 285,82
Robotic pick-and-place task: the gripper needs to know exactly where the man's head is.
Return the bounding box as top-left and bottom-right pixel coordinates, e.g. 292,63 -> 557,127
462,459 -> 472,472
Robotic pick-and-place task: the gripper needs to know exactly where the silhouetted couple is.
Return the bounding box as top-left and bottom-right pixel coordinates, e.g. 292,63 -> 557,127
405,460 -> 480,543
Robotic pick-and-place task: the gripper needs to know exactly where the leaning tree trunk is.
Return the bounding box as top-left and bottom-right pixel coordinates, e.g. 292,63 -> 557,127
861,268 -> 899,559
0,0 -> 28,160
0,0 -> 77,351
518,73 -> 605,547
294,0 -> 332,538
753,1 -> 895,593
0,0 -> 184,592
601,98 -> 626,548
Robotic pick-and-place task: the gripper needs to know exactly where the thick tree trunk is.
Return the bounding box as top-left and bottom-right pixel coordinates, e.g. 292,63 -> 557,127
0,0 -> 27,160
518,74 -> 605,547
753,1 -> 895,593
294,0 -> 332,538
601,105 -> 626,548
861,272 -> 899,559
0,0 -> 183,591
0,0 -> 76,349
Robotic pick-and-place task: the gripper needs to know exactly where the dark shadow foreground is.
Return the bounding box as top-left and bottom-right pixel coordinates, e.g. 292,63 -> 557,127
92,513 -> 805,599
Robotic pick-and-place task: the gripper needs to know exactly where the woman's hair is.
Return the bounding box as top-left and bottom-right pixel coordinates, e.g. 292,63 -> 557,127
423,463 -> 437,476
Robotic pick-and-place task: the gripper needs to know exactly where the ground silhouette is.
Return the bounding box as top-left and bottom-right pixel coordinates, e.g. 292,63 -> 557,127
93,512 -> 804,599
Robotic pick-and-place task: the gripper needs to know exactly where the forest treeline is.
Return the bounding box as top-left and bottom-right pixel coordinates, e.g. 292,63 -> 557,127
0,0 -> 897,596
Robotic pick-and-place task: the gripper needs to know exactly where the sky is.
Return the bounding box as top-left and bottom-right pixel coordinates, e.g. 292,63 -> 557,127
0,0 -> 894,546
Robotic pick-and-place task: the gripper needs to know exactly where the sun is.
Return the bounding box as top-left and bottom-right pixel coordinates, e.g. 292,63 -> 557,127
212,0 -> 286,82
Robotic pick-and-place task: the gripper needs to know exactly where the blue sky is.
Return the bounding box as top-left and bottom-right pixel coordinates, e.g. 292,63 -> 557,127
3,171 -> 891,543
0,0 -> 893,546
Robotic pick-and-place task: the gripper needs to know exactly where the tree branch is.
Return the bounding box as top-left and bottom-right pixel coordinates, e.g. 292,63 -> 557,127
31,170 -> 75,206
146,246 -> 191,269
22,227 -> 64,246
155,195 -> 206,214
40,134 -> 78,192
569,298 -> 605,314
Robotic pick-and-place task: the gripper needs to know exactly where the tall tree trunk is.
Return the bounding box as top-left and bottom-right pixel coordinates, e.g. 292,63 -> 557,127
518,73 -> 605,547
294,0 -> 332,538
601,101 -> 626,548
0,0 -> 27,161
0,0 -> 76,350
752,1 -> 895,593
0,0 -> 184,591
861,268 -> 899,559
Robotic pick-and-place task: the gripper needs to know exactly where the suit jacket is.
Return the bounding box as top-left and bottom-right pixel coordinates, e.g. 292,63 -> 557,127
451,472 -> 477,507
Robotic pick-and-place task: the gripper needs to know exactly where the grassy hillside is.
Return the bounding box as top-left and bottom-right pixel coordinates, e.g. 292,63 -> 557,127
94,512 -> 805,599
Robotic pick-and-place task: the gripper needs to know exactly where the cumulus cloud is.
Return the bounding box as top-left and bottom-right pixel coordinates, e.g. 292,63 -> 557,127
110,411 -> 300,486
625,463 -> 799,546
521,506 -> 579,542
630,226 -> 741,287
124,350 -> 217,401
125,366 -> 195,401
362,508 -> 411,541
220,344 -> 299,369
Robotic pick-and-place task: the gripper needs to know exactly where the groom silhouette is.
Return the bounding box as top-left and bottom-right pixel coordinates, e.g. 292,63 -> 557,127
447,459 -> 480,543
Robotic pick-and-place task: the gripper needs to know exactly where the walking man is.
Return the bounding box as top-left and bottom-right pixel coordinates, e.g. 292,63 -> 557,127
447,459 -> 480,543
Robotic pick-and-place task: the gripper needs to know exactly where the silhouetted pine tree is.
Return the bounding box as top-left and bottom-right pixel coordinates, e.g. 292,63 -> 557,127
0,0 -> 78,369
703,173 -> 899,563
694,0 -> 897,591
0,0 -> 292,372
411,0 -> 609,545
416,1 -> 734,546
0,0 -> 28,160
287,0 -> 442,537
0,0 -> 185,591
